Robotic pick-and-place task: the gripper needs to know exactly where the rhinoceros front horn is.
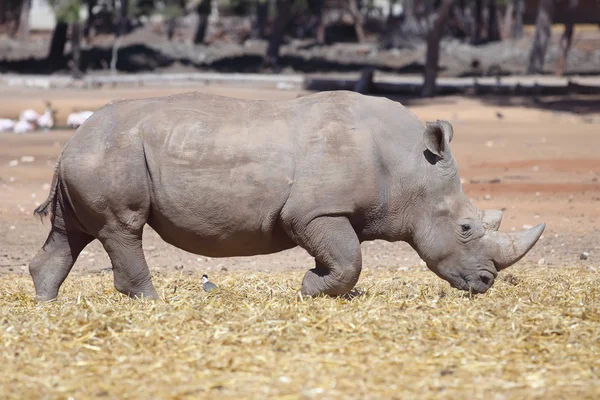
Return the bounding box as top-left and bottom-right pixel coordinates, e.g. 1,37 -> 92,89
486,223 -> 546,270
482,209 -> 503,231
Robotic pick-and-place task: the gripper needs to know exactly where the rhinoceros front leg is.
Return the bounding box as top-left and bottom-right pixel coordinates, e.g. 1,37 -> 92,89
294,216 -> 362,296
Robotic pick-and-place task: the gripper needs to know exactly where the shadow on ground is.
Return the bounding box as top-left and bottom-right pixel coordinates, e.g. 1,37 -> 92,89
0,44 -> 175,74
356,94 -> 600,116
0,43 -> 427,75
479,95 -> 600,115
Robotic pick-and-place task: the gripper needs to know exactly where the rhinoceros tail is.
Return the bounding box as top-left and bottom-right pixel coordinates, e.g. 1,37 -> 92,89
34,152 -> 63,222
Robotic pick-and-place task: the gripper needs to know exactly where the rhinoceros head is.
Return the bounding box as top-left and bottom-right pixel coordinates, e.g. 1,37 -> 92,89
408,120 -> 545,294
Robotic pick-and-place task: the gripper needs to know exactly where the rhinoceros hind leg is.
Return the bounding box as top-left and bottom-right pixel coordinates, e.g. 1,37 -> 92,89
99,234 -> 158,300
295,216 -> 362,297
30,225 -> 94,302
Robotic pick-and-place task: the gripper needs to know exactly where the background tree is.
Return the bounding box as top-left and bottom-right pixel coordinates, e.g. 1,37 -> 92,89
555,0 -> 578,76
422,0 -> 454,97
348,0 -> 365,43
0,0 -> 22,39
470,0 -> 482,44
192,0 -> 212,44
266,0 -> 291,66
162,0 -> 186,40
527,0 -> 555,74
502,0 -> 513,39
2,0 -> 26,38
486,0 -> 500,42
111,0 -> 129,74
18,0 -> 31,42
510,0 -> 524,39
71,14 -> 82,77
403,0 -> 421,36
83,0 -> 97,40
0,1 -> 5,27
48,0 -> 81,74
47,21 -> 69,63
254,0 -> 270,39
310,0 -> 325,44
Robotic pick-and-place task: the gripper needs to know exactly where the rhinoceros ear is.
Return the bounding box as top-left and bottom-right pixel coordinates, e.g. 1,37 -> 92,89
436,120 -> 453,143
424,120 -> 453,158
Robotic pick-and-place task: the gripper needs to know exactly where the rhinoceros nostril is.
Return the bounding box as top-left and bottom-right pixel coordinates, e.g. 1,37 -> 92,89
479,274 -> 491,285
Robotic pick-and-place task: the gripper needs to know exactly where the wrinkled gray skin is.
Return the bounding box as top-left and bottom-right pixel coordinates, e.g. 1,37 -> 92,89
29,91 -> 545,301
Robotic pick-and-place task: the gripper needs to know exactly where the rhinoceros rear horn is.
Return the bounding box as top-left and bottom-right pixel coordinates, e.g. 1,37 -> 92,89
482,209 -> 503,231
487,223 -> 546,270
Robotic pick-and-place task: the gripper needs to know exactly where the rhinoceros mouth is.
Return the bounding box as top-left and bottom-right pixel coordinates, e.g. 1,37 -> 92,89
451,269 -> 497,294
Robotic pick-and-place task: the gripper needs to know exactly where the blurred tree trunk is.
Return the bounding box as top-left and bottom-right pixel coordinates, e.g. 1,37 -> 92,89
84,0 -> 95,40
511,0 -> 523,39
111,0 -> 128,74
422,0 -> 454,97
458,0 -> 473,39
386,0 -> 394,26
8,0 -> 21,38
487,0 -> 500,42
266,0 -> 291,66
470,0 -> 482,44
193,14 -> 209,44
452,0 -> 469,37
119,0 -> 129,36
8,1 -> 17,37
48,21 -> 69,62
403,0 -> 421,36
194,0 -> 212,44
167,18 -> 177,40
167,0 -> 185,41
348,0 -> 365,42
18,0 -> 30,41
255,0 -> 269,39
527,0 -> 554,74
313,0 -> 325,44
555,0 -> 578,76
0,0 -> 5,26
71,20 -> 82,77
502,2 -> 513,39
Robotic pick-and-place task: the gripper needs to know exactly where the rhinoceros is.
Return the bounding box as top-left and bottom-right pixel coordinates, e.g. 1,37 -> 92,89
29,91 -> 545,301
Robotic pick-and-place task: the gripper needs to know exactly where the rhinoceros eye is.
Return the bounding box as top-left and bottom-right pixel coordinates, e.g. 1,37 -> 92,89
460,224 -> 471,233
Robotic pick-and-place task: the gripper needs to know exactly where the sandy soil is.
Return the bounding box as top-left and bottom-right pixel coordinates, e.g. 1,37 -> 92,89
0,84 -> 598,282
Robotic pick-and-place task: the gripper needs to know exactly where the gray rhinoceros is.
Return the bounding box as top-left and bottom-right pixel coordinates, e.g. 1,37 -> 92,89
30,91 -> 544,301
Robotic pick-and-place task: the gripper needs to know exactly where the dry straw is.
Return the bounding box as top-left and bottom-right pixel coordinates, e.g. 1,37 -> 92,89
0,265 -> 598,399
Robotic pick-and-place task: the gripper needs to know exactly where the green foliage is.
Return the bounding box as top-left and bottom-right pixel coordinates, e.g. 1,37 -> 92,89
131,0 -> 158,17
49,0 -> 81,23
4,0 -> 25,14
158,4 -> 186,18
291,0 -> 310,15
214,0 -> 271,16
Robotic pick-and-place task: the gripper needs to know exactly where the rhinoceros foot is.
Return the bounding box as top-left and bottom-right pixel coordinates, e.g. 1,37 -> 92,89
300,261 -> 362,297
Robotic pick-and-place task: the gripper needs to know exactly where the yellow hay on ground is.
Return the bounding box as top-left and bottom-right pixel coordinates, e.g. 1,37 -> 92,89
0,266 -> 599,399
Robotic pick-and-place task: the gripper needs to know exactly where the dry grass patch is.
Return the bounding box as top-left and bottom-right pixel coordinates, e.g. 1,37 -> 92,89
1,266 -> 599,399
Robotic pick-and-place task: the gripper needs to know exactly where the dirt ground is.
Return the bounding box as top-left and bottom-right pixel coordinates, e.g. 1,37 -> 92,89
0,84 -> 599,283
